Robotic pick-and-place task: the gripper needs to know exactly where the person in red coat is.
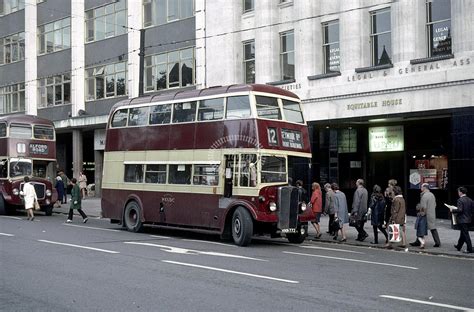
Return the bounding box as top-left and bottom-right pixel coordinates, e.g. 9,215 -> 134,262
310,182 -> 323,239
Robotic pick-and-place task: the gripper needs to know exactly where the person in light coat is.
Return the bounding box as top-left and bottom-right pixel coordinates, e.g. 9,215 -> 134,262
324,183 -> 336,235
332,183 -> 348,242
351,179 -> 369,241
78,171 -> 87,199
411,183 -> 441,247
20,176 -> 37,221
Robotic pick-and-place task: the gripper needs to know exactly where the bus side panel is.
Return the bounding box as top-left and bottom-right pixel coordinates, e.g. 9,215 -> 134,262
194,122 -> 225,149
219,119 -> 259,149
101,189 -> 125,221
146,124 -> 171,151
169,124 -> 196,150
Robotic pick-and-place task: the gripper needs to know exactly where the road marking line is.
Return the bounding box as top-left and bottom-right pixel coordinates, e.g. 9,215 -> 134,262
0,216 -> 22,220
63,224 -> 122,232
283,251 -> 418,270
38,240 -> 120,254
380,295 -> 474,311
0,233 -> 14,237
125,242 -> 265,261
162,260 -> 298,284
150,235 -> 173,239
182,239 -> 238,247
300,245 -> 365,254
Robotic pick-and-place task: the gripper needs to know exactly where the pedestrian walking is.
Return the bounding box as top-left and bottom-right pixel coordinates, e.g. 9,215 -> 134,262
66,178 -> 88,223
59,170 -> 69,204
309,182 -> 323,239
448,186 -> 472,254
369,185 -> 388,244
414,202 -> 428,249
296,179 -> 307,204
54,173 -> 64,208
332,183 -> 348,242
78,171 -> 88,199
386,186 -> 407,248
351,179 -> 369,242
383,179 -> 397,227
20,176 -> 37,221
410,183 -> 441,247
324,183 -> 336,235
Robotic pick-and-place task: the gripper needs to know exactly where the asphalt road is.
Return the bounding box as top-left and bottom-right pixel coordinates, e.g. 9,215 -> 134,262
1,214 -> 473,312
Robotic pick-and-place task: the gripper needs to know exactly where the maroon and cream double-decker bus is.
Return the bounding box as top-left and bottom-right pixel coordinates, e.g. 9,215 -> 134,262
0,115 -> 58,215
102,84 -> 313,246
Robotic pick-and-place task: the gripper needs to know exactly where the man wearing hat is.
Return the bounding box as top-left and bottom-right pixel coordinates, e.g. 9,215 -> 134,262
411,183 -> 441,247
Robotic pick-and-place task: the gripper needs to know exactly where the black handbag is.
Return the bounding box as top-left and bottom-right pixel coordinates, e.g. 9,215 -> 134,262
349,215 -> 358,227
330,218 -> 342,233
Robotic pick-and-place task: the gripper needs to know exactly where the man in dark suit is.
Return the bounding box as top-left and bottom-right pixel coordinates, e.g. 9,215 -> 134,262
449,186 -> 472,254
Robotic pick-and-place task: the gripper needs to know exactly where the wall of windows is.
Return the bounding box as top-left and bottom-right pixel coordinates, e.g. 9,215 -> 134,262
243,40 -> 255,83
85,61 -> 127,101
143,0 -> 194,27
38,18 -> 71,55
0,32 -> 25,65
0,0 -> 24,16
426,0 -> 451,57
144,47 -> 195,92
280,31 -> 294,80
37,74 -> 71,108
85,0 -> 127,43
370,8 -> 392,66
322,20 -> 340,73
0,83 -> 25,114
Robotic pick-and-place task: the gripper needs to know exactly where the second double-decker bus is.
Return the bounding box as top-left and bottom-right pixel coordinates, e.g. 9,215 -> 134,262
0,115 -> 58,216
101,84 -> 313,246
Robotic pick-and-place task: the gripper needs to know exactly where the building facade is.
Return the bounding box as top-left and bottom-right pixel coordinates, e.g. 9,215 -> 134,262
0,0 -> 196,195
202,0 -> 474,217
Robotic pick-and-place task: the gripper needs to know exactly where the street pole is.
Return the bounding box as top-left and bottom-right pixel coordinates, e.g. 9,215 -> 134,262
138,28 -> 145,97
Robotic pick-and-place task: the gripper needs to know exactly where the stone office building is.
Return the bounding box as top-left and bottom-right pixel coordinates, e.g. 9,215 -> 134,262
202,0 -> 473,216
0,0 -> 196,195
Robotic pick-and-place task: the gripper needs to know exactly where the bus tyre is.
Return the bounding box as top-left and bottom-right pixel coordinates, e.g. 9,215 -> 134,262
232,207 -> 253,246
124,201 -> 144,233
44,205 -> 53,216
286,224 -> 308,244
0,196 -> 5,215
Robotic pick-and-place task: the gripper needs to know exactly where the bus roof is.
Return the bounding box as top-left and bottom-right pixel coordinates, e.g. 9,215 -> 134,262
110,84 -> 299,111
0,114 -> 54,127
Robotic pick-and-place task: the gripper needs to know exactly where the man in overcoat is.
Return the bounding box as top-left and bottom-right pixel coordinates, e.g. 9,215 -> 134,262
411,183 -> 441,247
66,178 -> 88,223
449,187 -> 472,254
352,179 -> 369,241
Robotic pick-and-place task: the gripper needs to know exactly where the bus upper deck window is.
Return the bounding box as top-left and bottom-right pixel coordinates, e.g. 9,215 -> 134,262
255,96 -> 281,120
198,98 -> 224,121
150,104 -> 171,125
173,102 -> 196,123
128,107 -> 149,127
226,96 -> 251,119
111,109 -> 128,127
33,126 -> 55,140
9,124 -> 32,139
282,99 -> 304,124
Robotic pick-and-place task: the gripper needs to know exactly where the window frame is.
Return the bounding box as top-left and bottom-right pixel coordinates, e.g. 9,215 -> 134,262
143,0 -> 195,28
85,0 -> 127,43
0,32 -> 25,65
243,40 -> 255,84
243,0 -> 254,13
37,17 -> 71,55
85,61 -> 127,101
0,83 -> 25,114
37,74 -> 71,108
279,30 -> 295,80
322,20 -> 340,73
426,0 -> 452,57
370,8 -> 392,66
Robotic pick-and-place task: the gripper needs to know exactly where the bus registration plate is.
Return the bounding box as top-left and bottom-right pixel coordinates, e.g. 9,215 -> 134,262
281,228 -> 297,234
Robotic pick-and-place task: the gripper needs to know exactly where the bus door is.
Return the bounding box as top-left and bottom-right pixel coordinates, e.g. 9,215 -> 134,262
223,154 -> 257,198
224,155 -> 236,197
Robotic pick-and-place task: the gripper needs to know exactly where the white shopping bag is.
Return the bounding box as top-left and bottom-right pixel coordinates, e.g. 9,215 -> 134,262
388,224 -> 402,243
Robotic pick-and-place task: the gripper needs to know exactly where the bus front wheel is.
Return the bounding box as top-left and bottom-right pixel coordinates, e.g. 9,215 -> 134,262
286,224 -> 308,244
44,205 -> 53,216
232,207 -> 253,246
124,201 -> 144,233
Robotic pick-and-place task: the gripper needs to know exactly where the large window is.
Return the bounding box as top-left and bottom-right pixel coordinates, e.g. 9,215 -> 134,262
124,164 -> 144,183
0,0 -> 24,16
38,18 -> 70,55
370,8 -> 392,66
143,0 -> 194,27
322,20 -> 340,73
85,0 -> 127,42
0,32 -> 25,65
243,0 -> 254,13
280,31 -> 295,80
261,156 -> 286,183
193,165 -> 219,186
144,47 -> 195,92
85,61 -> 127,101
243,40 -> 255,83
426,0 -> 451,57
0,83 -> 25,114
145,164 -> 167,184
169,164 -> 192,184
38,74 -> 71,108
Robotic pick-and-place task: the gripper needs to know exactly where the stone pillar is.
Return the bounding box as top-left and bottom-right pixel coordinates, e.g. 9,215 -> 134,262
452,0 -> 474,54
24,0 -> 37,115
340,0 -> 364,70
127,0 -> 142,97
392,0 -> 423,62
195,0 -> 207,88
71,0 -> 85,117
72,130 -> 83,180
256,1 -> 278,83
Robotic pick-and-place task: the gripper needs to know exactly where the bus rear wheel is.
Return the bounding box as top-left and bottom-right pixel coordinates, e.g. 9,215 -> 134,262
232,207 -> 253,246
124,201 -> 144,233
286,224 -> 308,244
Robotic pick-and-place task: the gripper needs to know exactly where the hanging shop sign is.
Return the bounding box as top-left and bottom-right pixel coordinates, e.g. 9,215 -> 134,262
368,125 -> 404,152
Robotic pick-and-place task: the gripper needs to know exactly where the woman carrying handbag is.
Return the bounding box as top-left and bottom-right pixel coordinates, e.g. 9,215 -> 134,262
414,204 -> 428,249
20,176 -> 38,221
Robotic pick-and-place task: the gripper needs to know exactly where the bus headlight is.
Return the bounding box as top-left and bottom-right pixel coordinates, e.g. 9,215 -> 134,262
269,202 -> 277,212
13,188 -> 19,196
300,203 -> 307,211
46,189 -> 52,196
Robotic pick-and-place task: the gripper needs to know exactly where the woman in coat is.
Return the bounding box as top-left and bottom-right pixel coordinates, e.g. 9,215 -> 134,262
21,176 -> 37,221
78,171 -> 87,199
387,186 -> 407,248
324,183 -> 336,235
369,185 -> 388,244
415,203 -> 428,249
309,182 -> 323,239
66,178 -> 88,223
54,174 -> 64,208
332,183 -> 348,242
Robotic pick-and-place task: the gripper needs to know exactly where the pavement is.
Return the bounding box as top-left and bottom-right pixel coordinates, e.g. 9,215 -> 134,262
53,195 -> 474,258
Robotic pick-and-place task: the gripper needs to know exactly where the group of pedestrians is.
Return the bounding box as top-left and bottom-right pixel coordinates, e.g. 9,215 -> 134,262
302,178 -> 472,254
22,170 -> 89,224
